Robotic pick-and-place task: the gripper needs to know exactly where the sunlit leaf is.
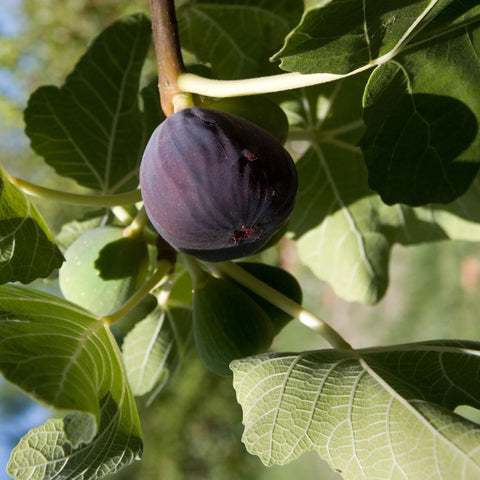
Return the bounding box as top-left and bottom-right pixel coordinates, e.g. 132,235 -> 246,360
24,14 -> 152,193
276,1 -> 480,205
273,0 -> 467,75
0,285 -> 142,480
0,166 -> 63,284
232,340 -> 480,479
122,305 -> 192,401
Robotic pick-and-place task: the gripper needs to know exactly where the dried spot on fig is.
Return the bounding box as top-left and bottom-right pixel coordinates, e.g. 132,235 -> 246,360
241,149 -> 257,161
230,225 -> 256,244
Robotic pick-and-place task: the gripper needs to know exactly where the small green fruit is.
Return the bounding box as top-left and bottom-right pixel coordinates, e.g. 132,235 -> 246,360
59,226 -> 149,316
193,275 -> 274,376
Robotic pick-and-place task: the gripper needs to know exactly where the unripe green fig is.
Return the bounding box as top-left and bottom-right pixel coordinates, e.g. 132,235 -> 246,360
225,262 -> 303,335
140,107 -> 297,262
59,226 -> 149,316
193,275 -> 275,376
206,96 -> 289,144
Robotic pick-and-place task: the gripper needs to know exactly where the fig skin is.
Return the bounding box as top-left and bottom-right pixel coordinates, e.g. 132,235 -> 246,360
139,107 -> 297,262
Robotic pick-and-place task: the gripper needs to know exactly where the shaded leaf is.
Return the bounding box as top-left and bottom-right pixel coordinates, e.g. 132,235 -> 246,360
360,62 -> 479,205
177,0 -> 303,79
232,340 -> 480,479
95,236 -> 149,280
0,166 -> 63,284
223,262 -> 303,335
193,275 -> 274,376
24,14 -> 152,193
140,76 -> 165,139
0,285 -> 142,479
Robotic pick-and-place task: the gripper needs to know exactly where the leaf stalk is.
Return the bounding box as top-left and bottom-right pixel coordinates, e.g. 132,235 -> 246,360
215,261 -> 352,351
102,259 -> 172,325
7,173 -> 142,206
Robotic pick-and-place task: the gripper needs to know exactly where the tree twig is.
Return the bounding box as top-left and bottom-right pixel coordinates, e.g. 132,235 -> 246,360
150,0 -> 185,116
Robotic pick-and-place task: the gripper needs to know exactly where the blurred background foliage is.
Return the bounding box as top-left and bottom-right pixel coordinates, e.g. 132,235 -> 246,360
1,1 -> 480,479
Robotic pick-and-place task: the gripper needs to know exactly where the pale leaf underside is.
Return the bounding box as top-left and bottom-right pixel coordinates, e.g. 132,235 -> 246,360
232,340 -> 480,479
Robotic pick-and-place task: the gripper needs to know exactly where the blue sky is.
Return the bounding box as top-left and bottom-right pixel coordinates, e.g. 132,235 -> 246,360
0,4 -> 51,478
0,0 -> 26,101
0,0 -> 24,37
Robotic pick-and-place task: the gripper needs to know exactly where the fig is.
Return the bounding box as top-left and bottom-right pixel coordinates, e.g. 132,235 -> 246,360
224,262 -> 303,335
139,107 -> 297,262
193,274 -> 275,376
59,226 -> 149,316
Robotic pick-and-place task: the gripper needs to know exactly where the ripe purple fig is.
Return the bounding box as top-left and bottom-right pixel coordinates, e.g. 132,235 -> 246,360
140,107 -> 297,262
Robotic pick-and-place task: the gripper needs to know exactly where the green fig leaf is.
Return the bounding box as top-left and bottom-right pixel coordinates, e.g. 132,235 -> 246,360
193,275 -> 274,376
287,72 -> 480,304
122,305 -> 192,401
360,62 -> 479,206
167,264 -> 193,307
177,0 -> 303,79
140,76 -> 166,139
206,95 -> 289,143
55,211 -> 109,251
275,1 -> 480,206
226,262 -> 302,334
0,166 -> 63,284
232,340 -> 480,478
273,1 -> 477,76
24,13 -> 152,193
0,284 -> 142,480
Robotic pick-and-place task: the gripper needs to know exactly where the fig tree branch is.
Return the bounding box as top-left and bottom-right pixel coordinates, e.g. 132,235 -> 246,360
150,0 -> 186,116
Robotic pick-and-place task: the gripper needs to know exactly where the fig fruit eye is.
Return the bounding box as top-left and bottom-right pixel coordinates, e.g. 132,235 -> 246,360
139,107 -> 298,262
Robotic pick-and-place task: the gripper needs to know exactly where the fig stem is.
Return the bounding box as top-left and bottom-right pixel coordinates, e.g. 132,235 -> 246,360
123,206 -> 159,245
150,0 -> 186,116
111,206 -> 135,224
102,259 -> 172,325
7,173 -> 142,206
181,254 -> 209,289
215,261 -> 353,351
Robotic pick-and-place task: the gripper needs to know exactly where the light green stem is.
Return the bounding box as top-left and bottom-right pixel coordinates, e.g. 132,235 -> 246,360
102,260 -> 172,325
177,64 -> 373,97
8,174 -> 142,206
181,254 -> 208,289
215,261 -> 352,351
111,206 -> 134,224
123,206 -> 158,244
